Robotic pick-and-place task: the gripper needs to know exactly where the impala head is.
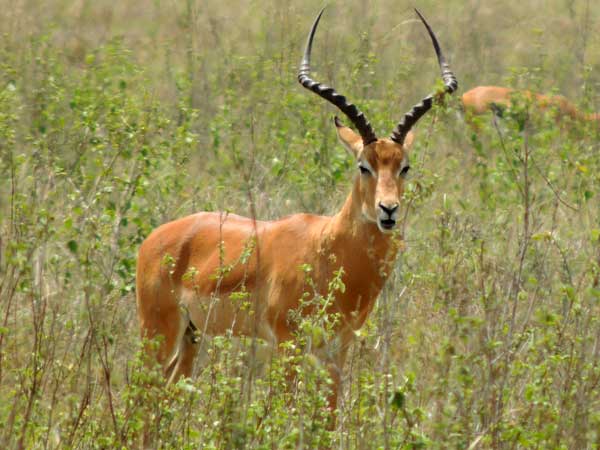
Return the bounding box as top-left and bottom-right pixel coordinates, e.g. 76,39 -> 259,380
298,8 -> 458,233
334,116 -> 412,232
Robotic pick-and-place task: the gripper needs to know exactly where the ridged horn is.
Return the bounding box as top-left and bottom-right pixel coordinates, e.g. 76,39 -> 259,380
298,8 -> 378,145
390,9 -> 458,145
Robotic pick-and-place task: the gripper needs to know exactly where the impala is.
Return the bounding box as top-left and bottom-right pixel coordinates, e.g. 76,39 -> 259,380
462,85 -> 600,124
136,9 -> 457,410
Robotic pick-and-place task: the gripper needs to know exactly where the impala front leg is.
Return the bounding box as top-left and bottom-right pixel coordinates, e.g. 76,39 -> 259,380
325,345 -> 349,413
313,332 -> 352,429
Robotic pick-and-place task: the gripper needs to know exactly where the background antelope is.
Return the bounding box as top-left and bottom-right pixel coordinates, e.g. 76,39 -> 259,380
462,85 -> 600,125
136,8 -> 457,410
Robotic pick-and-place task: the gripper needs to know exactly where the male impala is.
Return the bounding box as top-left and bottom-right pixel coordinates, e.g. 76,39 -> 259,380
136,9 -> 457,409
462,85 -> 600,124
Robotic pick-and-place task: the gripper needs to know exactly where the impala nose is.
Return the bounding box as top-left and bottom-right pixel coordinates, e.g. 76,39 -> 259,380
378,202 -> 399,217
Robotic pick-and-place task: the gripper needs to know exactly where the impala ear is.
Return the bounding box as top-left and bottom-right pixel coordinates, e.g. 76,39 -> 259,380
334,116 -> 363,157
402,131 -> 415,150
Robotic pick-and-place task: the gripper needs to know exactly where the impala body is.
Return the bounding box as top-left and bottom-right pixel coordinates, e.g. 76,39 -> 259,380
136,9 -> 457,409
462,85 -> 600,124
136,135 -> 407,391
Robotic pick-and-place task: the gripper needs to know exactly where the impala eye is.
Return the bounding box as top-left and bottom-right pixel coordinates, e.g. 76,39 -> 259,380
400,165 -> 410,177
359,165 -> 371,176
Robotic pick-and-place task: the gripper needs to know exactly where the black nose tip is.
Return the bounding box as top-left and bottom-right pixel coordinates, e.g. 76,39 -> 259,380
379,203 -> 399,216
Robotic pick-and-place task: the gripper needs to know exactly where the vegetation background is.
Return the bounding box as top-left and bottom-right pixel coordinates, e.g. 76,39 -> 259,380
1,0 -> 599,448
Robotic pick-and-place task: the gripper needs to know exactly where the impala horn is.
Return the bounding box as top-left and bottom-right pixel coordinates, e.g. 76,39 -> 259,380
298,8 -> 378,146
390,9 -> 458,145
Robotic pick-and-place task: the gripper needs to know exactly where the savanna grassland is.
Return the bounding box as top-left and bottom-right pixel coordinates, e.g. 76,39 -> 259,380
1,0 -> 600,448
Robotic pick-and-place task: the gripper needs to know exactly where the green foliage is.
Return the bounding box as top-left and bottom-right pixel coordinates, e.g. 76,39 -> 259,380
1,0 -> 600,448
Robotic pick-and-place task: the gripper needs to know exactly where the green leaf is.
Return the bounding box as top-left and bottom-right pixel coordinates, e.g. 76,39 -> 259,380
67,240 -> 78,254
390,390 -> 405,410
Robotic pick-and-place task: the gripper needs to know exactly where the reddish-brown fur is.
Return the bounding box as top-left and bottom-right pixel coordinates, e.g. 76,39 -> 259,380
136,123 -> 413,408
461,86 -> 599,124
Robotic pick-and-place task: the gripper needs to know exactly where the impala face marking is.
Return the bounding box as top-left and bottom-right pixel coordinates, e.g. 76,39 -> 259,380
337,119 -> 413,233
136,8 -> 457,420
362,142 -> 406,232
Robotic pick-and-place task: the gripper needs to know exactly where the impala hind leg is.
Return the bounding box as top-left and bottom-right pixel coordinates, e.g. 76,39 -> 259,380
165,319 -> 199,384
137,295 -> 196,386
138,302 -> 182,371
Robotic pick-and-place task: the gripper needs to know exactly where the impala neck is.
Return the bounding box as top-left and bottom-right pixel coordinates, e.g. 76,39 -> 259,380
330,183 -> 378,238
317,179 -> 401,329
325,178 -> 399,268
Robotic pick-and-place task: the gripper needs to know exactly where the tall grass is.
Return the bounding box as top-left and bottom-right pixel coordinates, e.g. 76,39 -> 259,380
1,0 -> 599,448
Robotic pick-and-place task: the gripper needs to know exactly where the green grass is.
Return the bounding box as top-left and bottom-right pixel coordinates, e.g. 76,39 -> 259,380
1,0 -> 600,448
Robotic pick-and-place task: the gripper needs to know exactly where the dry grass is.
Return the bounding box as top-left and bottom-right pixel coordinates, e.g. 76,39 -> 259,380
1,0 -> 600,448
